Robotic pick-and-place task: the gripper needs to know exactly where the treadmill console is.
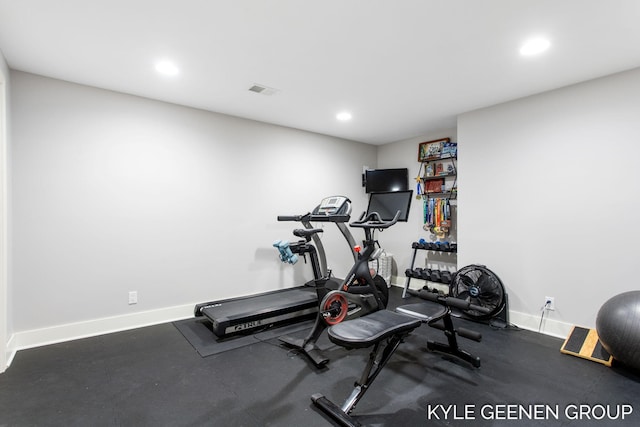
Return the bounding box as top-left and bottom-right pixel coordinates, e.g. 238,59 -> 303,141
315,196 -> 350,216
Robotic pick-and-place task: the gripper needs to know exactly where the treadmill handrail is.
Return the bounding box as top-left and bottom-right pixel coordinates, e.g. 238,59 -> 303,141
277,213 -> 311,222
308,214 -> 351,223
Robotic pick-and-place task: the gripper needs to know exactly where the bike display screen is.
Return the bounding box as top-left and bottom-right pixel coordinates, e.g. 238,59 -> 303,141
366,190 -> 413,222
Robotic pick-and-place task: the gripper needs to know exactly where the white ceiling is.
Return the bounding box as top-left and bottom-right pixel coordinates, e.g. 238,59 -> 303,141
1,0 -> 639,145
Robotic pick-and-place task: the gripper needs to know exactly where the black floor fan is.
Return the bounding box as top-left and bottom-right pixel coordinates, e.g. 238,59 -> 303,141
448,264 -> 509,328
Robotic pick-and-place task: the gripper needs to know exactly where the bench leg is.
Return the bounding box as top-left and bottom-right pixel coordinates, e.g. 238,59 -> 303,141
311,333 -> 407,426
428,314 -> 482,368
312,394 -> 362,427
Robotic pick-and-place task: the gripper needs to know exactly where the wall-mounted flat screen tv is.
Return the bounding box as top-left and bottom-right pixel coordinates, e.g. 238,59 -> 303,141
364,168 -> 409,193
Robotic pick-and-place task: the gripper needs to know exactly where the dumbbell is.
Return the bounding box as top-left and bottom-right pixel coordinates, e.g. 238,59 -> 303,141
440,270 -> 453,284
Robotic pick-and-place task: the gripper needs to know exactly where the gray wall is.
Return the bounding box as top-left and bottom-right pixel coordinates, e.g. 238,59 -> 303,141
458,67 -> 640,335
0,49 -> 10,371
10,71 -> 375,334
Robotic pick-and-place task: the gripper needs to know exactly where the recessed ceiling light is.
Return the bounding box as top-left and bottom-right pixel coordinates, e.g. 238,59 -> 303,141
155,60 -> 179,76
336,111 -> 352,121
520,37 -> 551,56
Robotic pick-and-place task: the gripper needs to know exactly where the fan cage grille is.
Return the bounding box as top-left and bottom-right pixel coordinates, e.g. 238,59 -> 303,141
449,264 -> 506,320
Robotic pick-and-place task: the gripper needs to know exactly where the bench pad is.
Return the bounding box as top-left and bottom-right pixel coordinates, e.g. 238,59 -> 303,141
327,310 -> 421,349
396,303 -> 448,323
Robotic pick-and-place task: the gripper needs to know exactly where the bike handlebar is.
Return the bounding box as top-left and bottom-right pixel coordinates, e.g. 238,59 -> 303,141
350,210 -> 400,229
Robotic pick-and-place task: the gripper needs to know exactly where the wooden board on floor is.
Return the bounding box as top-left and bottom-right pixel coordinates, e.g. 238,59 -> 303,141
561,325 -> 613,367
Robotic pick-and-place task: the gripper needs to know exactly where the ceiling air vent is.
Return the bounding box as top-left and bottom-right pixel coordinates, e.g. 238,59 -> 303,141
248,84 -> 280,96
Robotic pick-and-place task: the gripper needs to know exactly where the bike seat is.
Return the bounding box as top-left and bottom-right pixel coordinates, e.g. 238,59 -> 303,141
326,310 -> 421,349
293,228 -> 323,239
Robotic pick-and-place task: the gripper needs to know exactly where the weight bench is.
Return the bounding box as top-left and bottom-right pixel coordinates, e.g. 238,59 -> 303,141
311,309 -> 421,427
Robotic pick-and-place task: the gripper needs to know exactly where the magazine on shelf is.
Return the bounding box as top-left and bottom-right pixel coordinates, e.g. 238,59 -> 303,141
441,142 -> 457,158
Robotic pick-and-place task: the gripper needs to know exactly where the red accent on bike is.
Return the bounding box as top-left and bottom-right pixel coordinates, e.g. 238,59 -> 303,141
323,294 -> 348,325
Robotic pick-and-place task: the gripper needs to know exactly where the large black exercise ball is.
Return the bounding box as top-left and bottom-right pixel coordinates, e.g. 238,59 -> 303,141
596,291 -> 640,370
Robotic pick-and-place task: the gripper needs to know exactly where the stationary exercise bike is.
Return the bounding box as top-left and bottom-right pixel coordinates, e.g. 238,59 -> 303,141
279,190 -> 413,367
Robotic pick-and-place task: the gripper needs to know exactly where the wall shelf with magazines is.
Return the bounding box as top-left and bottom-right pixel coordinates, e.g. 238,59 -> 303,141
417,138 -> 457,202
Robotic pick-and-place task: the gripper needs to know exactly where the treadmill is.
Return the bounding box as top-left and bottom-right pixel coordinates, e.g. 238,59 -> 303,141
194,196 -> 357,339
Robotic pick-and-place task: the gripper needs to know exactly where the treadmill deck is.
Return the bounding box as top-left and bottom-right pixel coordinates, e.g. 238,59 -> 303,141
196,287 -> 318,337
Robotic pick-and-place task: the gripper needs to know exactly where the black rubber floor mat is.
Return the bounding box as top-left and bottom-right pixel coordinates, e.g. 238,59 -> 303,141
173,317 -> 314,357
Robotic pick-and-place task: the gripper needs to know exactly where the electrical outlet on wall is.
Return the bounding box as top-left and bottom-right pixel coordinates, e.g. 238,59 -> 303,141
129,291 -> 138,305
544,296 -> 554,311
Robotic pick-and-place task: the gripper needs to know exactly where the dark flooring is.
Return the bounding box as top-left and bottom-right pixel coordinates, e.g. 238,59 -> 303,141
1,287 -> 639,426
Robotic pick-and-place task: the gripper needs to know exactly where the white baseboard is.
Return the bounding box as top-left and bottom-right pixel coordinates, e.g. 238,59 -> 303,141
6,304 -> 194,367
507,310 -> 573,339
5,334 -> 16,368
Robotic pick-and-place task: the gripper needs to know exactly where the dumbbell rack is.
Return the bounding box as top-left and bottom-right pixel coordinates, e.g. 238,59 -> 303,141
402,241 -> 457,298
